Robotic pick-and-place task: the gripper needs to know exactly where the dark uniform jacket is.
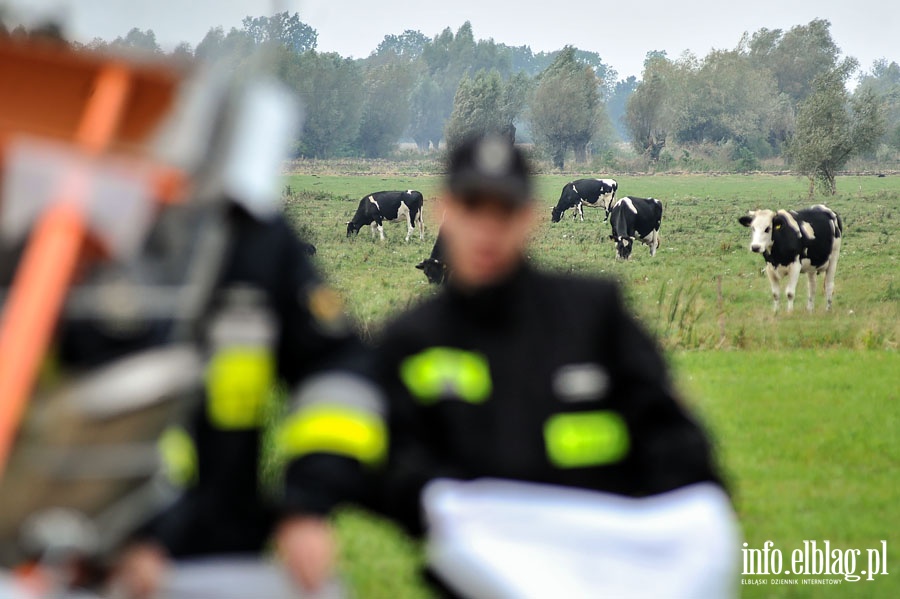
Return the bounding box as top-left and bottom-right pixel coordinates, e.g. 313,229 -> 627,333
374,263 -> 722,535
142,206 -> 378,557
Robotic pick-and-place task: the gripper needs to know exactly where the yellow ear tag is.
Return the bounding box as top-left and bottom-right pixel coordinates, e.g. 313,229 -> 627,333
775,223 -> 782,230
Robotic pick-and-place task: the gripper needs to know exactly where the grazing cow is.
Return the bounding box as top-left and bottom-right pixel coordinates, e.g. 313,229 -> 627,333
416,231 -> 448,284
550,178 -> 618,222
738,204 -> 843,312
346,190 -> 424,241
608,197 -> 663,260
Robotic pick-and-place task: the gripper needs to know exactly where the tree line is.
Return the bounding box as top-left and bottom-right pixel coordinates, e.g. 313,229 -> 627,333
5,14 -> 899,192
623,19 -> 897,191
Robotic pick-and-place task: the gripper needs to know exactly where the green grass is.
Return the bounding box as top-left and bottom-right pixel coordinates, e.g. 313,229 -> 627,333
285,173 -> 899,349
278,171 -> 900,597
674,350 -> 900,598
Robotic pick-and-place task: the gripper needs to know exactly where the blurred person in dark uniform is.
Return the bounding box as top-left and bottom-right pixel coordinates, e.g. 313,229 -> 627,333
116,206 -> 383,599
108,75 -> 386,599
372,134 -> 739,598
0,32 -> 383,598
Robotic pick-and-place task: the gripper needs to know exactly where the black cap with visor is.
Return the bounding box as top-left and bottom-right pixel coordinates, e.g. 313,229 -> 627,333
446,134 -> 533,205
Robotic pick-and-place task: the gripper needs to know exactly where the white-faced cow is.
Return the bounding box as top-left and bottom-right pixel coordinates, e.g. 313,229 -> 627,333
738,204 -> 843,312
346,190 -> 424,241
608,196 -> 663,260
416,230 -> 448,285
550,178 -> 618,222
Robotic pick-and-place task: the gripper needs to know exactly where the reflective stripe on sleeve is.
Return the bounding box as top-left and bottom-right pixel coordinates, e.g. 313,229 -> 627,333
280,372 -> 388,465
205,347 -> 275,429
158,426 -> 198,487
278,405 -> 387,465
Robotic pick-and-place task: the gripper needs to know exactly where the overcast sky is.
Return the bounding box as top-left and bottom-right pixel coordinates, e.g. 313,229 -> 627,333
12,0 -> 898,80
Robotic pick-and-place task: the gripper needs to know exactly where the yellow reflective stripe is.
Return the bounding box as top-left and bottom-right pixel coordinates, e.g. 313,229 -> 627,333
400,347 -> 492,404
544,411 -> 630,468
158,426 -> 197,487
205,347 -> 274,429
278,406 -> 387,465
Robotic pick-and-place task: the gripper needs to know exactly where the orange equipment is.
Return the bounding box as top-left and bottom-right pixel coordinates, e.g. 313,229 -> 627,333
0,39 -> 185,477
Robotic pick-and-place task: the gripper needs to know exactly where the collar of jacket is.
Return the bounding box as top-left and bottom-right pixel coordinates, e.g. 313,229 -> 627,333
443,261 -> 532,326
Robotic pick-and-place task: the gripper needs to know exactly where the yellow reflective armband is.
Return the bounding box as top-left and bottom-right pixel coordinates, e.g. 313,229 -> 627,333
278,405 -> 387,466
544,411 -> 630,468
158,426 -> 197,487
205,347 -> 274,430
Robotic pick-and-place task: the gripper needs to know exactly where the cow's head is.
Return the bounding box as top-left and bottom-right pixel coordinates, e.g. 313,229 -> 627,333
346,220 -> 359,237
416,258 -> 448,284
550,206 -> 563,223
738,209 -> 780,254
608,234 -> 634,260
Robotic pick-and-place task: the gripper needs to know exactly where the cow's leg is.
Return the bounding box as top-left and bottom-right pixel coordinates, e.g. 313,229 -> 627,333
378,222 -> 386,241
578,204 -> 585,222
650,231 -> 660,257
370,221 -> 378,239
784,261 -> 802,312
824,238 -> 841,310
405,214 -> 413,243
765,264 -> 781,313
806,271 -> 816,312
418,210 -> 425,240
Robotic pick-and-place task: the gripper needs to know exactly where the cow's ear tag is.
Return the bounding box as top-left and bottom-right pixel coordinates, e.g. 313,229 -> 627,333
775,223 -> 782,230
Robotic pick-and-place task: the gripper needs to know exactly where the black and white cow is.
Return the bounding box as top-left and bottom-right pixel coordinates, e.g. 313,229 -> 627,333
550,178 -> 618,222
415,230 -> 448,285
738,204 -> 843,312
608,196 -> 663,260
346,190 -> 424,241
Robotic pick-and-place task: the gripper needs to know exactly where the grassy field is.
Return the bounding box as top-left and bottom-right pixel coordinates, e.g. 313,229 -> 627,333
281,171 -> 900,597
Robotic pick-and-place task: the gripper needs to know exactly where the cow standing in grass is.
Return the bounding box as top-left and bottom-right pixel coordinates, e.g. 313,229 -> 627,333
608,196 -> 663,260
550,178 -> 618,222
346,190 -> 424,241
739,204 -> 843,312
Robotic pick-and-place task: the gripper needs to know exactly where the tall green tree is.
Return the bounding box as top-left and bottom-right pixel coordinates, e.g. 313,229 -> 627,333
408,22 -> 512,150
241,12 -> 317,53
285,51 -> 365,158
747,19 -> 839,102
110,28 -> 161,54
674,49 -> 781,149
373,30 -> 430,61
171,42 -> 194,63
444,71 -> 530,146
194,26 -> 254,67
357,62 -> 416,157
787,61 -> 885,194
625,52 -> 682,160
408,78 -> 445,151
530,47 -> 603,167
856,59 -> 900,151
